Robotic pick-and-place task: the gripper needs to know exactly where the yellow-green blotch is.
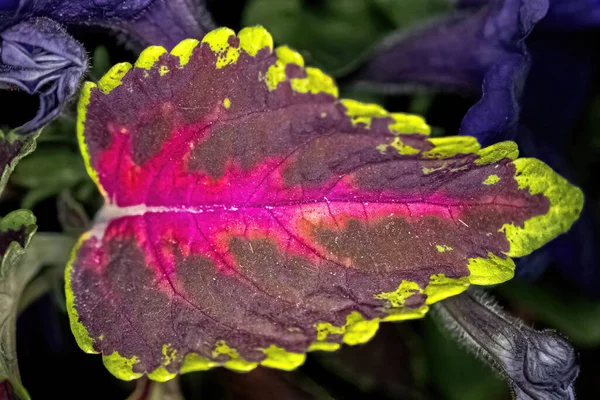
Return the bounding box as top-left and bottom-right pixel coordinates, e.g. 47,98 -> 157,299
341,99 -> 388,128
501,158 -> 584,257
265,46 -> 304,90
202,26 -> 274,69
264,45 -> 338,97
315,311 -> 380,346
423,136 -> 481,158
260,345 -> 306,371
389,113 -> 430,135
467,252 -> 515,285
308,342 -> 341,352
391,137 -> 420,155
436,244 -> 453,252
212,341 -> 258,372
134,46 -> 167,70
483,174 -> 500,185
341,99 -> 430,135
180,353 -> 218,374
97,63 -> 132,94
170,39 -> 200,66
374,280 -> 421,307
238,25 -> 274,56
102,352 -> 143,381
423,274 -> 469,304
476,141 -> 519,165
382,305 -> 429,322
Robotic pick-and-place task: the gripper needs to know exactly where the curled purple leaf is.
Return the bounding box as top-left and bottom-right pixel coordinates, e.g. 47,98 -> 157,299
8,0 -> 215,49
13,0 -> 154,23
433,289 -> 578,400
343,0 -> 548,145
0,18 -> 87,134
109,0 -> 216,49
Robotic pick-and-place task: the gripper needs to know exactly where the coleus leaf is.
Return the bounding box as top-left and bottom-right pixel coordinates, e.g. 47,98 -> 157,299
67,26 -> 583,381
0,210 -> 37,400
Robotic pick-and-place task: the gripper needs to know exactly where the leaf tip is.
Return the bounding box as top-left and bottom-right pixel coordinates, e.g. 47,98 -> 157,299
502,158 -> 584,257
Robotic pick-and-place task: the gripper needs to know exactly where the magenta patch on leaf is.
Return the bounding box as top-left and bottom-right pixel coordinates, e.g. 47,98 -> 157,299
67,27 -> 583,381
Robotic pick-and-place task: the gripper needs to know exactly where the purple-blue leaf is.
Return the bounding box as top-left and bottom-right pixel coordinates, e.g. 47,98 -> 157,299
8,0 -> 215,48
0,18 -> 87,134
109,0 -> 216,49
14,0 -> 153,23
343,0 -> 548,146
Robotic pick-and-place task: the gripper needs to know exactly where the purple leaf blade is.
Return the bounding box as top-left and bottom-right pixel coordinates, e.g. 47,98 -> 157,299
67,26 -> 583,381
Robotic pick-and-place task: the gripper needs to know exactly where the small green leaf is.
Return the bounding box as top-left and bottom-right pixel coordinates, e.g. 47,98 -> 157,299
57,190 -> 91,236
0,130 -> 37,196
372,0 -> 451,28
11,146 -> 88,209
18,234 -> 77,314
0,210 -> 38,400
36,117 -> 77,145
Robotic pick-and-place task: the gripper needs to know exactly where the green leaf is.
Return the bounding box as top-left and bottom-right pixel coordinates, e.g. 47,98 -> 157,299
0,130 -> 37,196
1,232 -> 75,400
17,234 -> 77,313
0,210 -> 37,400
57,190 -> 91,236
10,146 -> 88,209
372,0 -> 451,28
36,117 -> 77,145
243,0 -> 450,74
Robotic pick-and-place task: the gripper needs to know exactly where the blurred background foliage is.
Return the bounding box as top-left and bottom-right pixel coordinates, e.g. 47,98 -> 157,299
2,0 -> 600,398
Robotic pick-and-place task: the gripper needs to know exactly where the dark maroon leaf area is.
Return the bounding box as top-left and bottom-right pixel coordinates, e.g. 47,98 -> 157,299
0,227 -> 26,257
